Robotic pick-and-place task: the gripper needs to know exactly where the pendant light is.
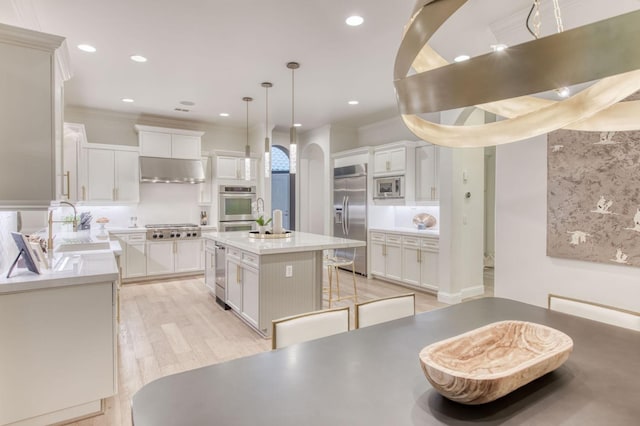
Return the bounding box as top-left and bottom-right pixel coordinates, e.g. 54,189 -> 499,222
261,82 -> 272,178
243,96 -> 253,181
287,62 -> 299,174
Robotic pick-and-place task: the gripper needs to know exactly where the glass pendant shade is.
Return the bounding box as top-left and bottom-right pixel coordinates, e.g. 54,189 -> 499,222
287,62 -> 299,174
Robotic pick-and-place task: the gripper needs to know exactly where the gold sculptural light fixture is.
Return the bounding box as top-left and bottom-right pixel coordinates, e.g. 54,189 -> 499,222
394,0 -> 640,148
243,96 -> 253,181
262,82 -> 272,179
287,61 -> 300,174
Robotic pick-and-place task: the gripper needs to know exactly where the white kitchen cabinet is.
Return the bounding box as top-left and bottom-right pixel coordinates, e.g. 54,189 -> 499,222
215,155 -> 258,181
147,240 -> 175,276
0,24 -> 69,209
226,251 -> 242,312
224,247 -> 260,326
58,123 -> 86,202
175,239 -> 203,273
369,232 -> 402,281
371,230 -> 439,292
136,125 -> 204,160
84,146 -> 139,203
204,240 -> 216,294
374,147 -> 406,176
111,232 -> 147,280
0,281 -> 116,425
415,144 -> 439,202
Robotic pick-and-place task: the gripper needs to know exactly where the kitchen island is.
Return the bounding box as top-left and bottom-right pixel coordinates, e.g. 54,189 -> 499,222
203,231 -> 365,336
0,248 -> 119,426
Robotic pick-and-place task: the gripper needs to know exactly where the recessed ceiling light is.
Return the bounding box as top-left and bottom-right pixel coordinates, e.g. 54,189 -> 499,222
180,101 -> 195,106
454,54 -> 470,62
490,44 -> 508,52
219,113 -> 229,117
348,100 -> 359,105
345,15 -> 364,26
130,55 -> 147,63
121,98 -> 134,103
77,44 -> 96,53
294,123 -> 302,127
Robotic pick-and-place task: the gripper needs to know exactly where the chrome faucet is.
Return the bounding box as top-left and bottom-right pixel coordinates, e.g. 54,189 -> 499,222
47,201 -> 78,253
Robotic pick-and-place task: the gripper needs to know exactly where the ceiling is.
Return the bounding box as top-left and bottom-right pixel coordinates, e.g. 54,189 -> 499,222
1,0 -> 638,132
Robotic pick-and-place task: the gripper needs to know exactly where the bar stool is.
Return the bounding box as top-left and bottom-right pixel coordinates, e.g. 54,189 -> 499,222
323,248 -> 358,308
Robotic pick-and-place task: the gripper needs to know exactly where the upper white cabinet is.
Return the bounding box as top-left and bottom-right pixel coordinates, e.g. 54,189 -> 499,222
374,147 -> 406,176
58,123 -> 86,202
199,155 -> 213,204
215,154 -> 258,181
82,145 -> 139,203
0,24 -> 70,209
415,143 -> 439,202
135,125 -> 204,160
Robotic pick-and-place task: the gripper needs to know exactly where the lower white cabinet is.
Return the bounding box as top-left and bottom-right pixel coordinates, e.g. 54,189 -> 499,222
370,230 -> 439,292
175,239 -> 204,273
225,247 -> 260,327
111,232 -> 147,279
147,241 -> 175,276
0,281 -> 116,425
369,232 -> 402,281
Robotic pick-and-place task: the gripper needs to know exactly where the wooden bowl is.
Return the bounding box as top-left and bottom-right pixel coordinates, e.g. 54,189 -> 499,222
419,321 -> 573,404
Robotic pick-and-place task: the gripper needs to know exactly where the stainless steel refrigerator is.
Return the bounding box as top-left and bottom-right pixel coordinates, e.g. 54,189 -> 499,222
333,164 -> 367,275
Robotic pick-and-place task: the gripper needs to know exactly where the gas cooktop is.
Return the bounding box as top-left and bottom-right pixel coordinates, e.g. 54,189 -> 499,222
145,224 -> 201,240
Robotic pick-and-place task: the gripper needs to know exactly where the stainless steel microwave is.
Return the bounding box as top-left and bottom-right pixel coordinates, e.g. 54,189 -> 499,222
374,175 -> 404,199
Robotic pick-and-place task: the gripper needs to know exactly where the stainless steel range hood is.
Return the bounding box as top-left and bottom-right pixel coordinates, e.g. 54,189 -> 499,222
139,156 -> 205,184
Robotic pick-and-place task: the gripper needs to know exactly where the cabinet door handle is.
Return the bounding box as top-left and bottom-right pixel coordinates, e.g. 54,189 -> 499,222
237,265 -> 241,284
417,248 -> 420,263
431,186 -> 436,200
62,171 -> 70,197
112,188 -> 116,200
386,160 -> 390,171
82,185 -> 86,201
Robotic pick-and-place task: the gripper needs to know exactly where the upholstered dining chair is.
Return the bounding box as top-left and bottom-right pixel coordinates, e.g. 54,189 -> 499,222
355,293 -> 415,329
323,248 -> 358,308
271,306 -> 350,350
548,294 -> 640,332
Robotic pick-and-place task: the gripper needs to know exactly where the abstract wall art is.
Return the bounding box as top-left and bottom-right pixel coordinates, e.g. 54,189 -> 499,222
547,119 -> 640,267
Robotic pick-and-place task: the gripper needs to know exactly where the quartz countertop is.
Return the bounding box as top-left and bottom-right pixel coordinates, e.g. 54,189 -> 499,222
369,227 -> 439,237
0,249 -> 119,294
203,231 -> 365,255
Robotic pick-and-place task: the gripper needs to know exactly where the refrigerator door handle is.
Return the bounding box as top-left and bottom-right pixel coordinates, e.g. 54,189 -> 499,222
342,196 -> 347,235
345,196 -> 350,235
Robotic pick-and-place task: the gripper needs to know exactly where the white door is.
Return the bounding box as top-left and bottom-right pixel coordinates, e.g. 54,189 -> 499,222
389,148 -> 406,173
373,151 -> 390,174
114,150 -> 139,202
370,239 -> 386,277
385,243 -> 403,281
401,245 -> 420,286
241,265 -> 259,328
199,156 -> 212,203
86,149 -> 115,201
146,241 -> 175,275
175,239 -> 202,273
415,145 -> 437,201
204,248 -> 215,293
420,249 -> 439,291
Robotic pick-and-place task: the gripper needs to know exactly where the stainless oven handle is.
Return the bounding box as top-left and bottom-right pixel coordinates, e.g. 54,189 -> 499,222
345,196 -> 350,235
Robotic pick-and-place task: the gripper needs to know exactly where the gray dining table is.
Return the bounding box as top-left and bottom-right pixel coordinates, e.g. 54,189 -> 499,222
131,297 -> 640,425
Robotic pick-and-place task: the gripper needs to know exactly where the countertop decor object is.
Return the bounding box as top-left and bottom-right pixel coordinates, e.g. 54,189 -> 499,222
248,231 -> 292,239
418,320 -> 573,405
412,213 -> 437,229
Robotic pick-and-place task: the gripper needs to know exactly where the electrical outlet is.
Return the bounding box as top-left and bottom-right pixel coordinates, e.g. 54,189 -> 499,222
285,265 -> 293,277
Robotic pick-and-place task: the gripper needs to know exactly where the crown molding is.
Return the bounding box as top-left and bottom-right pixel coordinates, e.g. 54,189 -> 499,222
0,22 -> 64,51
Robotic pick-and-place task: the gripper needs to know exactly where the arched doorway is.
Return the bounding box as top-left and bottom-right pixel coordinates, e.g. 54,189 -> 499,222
271,145 -> 295,230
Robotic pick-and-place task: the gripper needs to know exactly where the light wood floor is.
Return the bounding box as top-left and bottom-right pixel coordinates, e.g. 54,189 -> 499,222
69,270 -> 493,426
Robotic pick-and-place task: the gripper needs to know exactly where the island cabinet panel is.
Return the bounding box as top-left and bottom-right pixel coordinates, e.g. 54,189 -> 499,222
258,251 -> 321,336
241,265 -> 260,328
226,256 -> 242,312
0,281 -> 116,425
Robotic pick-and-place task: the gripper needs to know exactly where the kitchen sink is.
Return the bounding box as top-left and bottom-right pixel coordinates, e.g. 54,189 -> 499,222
55,236 -> 110,252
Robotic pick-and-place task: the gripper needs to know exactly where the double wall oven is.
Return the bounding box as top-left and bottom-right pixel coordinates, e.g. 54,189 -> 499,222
218,185 -> 256,231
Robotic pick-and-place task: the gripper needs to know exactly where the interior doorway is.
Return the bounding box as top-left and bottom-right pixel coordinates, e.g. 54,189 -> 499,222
271,145 -> 295,230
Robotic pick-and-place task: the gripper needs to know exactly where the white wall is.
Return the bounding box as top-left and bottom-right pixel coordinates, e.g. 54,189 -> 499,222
495,135 -> 640,313
357,116 -> 425,147
299,144 -> 325,234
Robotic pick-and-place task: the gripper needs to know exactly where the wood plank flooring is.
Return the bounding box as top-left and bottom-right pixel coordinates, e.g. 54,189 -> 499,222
69,270 -> 492,426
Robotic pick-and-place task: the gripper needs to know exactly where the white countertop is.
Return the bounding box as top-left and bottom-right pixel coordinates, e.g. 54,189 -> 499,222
203,231 -> 365,255
0,249 -> 119,294
369,227 -> 439,237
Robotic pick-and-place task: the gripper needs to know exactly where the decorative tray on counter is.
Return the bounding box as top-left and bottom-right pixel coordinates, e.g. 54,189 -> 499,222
248,231 -> 292,239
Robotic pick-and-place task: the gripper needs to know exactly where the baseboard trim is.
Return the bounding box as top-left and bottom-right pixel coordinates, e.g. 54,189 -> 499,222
461,285 -> 485,299
437,291 -> 462,304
